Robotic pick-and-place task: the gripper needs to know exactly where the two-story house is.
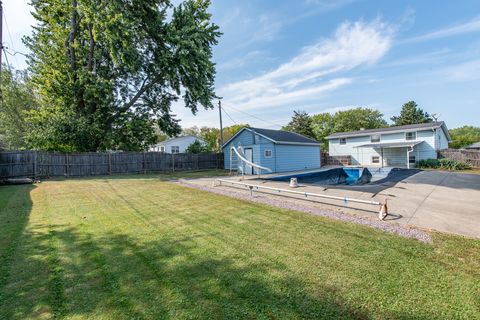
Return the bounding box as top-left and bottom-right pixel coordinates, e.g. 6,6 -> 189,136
325,122 -> 451,168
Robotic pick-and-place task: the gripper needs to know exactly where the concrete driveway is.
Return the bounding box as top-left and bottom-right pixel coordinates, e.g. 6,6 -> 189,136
187,170 -> 480,238
384,171 -> 480,237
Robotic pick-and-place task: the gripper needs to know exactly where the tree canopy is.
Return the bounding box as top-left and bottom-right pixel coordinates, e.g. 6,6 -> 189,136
185,139 -> 208,153
24,0 -> 220,152
449,126 -> 480,149
282,110 -> 315,139
0,65 -> 38,150
281,108 -> 387,150
391,101 -> 433,126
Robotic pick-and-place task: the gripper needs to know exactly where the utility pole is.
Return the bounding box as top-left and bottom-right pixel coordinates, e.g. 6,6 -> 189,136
0,1 -> 3,100
218,99 -> 224,147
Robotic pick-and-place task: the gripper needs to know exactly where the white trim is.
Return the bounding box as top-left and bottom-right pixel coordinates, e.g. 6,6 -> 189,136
274,141 -> 321,146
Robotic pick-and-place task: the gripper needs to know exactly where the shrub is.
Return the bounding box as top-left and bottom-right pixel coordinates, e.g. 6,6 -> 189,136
416,158 -> 472,170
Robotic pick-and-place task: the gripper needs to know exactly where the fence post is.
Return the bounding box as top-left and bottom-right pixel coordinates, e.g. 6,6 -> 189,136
143,152 -> 147,174
172,153 -> 175,172
33,151 -> 37,180
65,153 -> 69,177
108,153 -> 112,175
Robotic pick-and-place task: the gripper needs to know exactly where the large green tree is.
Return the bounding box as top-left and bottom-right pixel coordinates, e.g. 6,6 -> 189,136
0,65 -> 38,150
449,126 -> 480,149
391,101 -> 433,126
283,110 -> 315,139
25,0 -> 220,151
310,107 -> 387,149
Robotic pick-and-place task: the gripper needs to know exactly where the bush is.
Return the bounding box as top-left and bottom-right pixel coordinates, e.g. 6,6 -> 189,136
416,158 -> 472,170
185,139 -> 210,154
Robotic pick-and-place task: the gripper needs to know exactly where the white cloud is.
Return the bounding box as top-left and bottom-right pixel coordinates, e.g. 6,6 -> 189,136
403,17 -> 480,43
219,19 -> 394,111
445,59 -> 480,81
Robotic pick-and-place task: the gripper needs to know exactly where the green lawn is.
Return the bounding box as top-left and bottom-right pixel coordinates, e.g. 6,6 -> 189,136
0,172 -> 479,319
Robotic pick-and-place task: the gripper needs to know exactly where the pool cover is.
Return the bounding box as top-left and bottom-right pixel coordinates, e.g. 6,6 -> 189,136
268,168 -> 373,185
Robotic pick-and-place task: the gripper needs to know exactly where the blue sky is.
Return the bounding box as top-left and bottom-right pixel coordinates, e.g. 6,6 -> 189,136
4,0 -> 480,130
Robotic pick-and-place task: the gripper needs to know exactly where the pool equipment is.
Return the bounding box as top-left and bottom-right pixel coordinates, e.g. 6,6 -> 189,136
289,177 -> 298,188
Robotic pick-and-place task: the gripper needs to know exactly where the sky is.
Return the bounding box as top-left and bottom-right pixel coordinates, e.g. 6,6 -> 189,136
3,0 -> 480,130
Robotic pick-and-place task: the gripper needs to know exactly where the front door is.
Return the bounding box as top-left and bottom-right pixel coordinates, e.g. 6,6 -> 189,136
244,148 -> 254,174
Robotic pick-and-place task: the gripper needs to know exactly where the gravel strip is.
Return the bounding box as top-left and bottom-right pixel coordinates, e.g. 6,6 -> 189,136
177,179 -> 432,243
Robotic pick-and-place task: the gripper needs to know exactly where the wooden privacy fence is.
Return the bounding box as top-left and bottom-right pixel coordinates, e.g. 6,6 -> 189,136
321,151 -> 352,166
0,151 -> 224,179
437,149 -> 480,168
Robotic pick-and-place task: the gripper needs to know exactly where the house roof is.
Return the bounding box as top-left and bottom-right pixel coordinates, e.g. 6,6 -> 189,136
325,122 -> 451,141
154,135 -> 204,146
222,127 -> 320,148
465,142 -> 480,149
354,141 -> 424,149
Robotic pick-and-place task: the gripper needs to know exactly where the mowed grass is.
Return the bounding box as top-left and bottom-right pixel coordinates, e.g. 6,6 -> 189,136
0,172 -> 479,319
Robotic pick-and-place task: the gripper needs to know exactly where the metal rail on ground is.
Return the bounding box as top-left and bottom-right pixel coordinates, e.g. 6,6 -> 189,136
215,179 -> 389,220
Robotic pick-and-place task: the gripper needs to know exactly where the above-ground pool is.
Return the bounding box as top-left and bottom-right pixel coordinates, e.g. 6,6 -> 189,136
265,167 -> 421,187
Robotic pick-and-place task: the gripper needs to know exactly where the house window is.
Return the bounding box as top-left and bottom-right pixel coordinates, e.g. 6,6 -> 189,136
371,134 -> 381,143
264,150 -> 272,158
372,156 -> 380,164
160,146 -> 165,152
171,146 -> 180,154
339,138 -> 347,145
409,155 -> 416,164
405,132 -> 416,141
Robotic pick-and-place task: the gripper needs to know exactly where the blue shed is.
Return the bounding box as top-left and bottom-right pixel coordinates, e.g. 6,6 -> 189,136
222,127 -> 321,175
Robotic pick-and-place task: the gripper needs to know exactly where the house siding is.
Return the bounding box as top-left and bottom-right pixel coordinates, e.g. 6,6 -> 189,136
328,129 -> 442,166
275,145 -> 321,172
150,136 -> 204,153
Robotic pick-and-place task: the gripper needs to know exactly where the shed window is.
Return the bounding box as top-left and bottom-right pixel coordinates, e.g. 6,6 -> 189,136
160,146 -> 165,152
371,134 -> 381,143
339,138 -> 347,145
372,156 -> 380,164
264,150 -> 272,158
405,132 -> 416,141
171,146 -> 180,154
409,155 -> 416,164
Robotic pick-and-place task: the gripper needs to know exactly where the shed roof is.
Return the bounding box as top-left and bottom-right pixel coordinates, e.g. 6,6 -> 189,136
222,127 -> 320,148
325,122 -> 450,140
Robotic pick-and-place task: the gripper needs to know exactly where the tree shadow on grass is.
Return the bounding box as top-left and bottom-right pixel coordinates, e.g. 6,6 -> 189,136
1,220 -> 447,320
0,183 -> 469,319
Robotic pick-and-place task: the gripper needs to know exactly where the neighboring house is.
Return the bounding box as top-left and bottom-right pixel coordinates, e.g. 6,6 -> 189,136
325,122 -> 451,168
150,136 -> 205,154
464,142 -> 480,150
223,127 -> 321,174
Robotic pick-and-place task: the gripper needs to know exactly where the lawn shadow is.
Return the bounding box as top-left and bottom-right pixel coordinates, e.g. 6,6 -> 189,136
0,182 -> 465,320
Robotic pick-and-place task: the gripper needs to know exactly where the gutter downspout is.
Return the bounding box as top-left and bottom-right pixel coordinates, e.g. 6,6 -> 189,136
407,146 -> 414,169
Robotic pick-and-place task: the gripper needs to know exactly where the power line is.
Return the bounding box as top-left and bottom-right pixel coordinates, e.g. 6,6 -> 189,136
222,104 -> 284,128
221,105 -> 237,125
2,10 -> 20,68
